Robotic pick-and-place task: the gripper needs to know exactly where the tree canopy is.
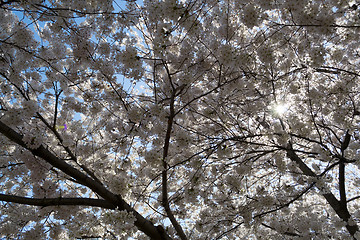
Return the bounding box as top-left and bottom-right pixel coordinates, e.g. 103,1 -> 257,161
1,0 -> 360,239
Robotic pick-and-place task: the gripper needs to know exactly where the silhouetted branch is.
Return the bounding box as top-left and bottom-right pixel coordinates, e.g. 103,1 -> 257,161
0,194 -> 116,209
161,64 -> 188,240
286,144 -> 359,238
0,120 -> 172,240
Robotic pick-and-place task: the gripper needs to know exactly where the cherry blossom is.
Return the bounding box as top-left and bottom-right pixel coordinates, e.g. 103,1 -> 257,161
0,0 -> 360,239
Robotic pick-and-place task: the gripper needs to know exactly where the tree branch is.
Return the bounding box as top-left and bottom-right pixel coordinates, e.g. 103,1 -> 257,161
0,120 -> 172,240
161,63 -> 188,240
0,194 -> 116,209
254,182 -> 316,219
36,113 -> 104,186
276,23 -> 360,29
339,161 -> 347,209
347,195 -> 360,203
261,223 -> 301,237
286,144 -> 359,238
339,131 -> 351,209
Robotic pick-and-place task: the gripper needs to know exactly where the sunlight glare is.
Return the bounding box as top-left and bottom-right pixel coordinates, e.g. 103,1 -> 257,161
274,103 -> 289,115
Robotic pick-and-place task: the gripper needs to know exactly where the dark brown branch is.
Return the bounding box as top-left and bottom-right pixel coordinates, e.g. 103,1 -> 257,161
52,85 -> 62,128
0,194 -> 116,209
319,161 -> 340,177
341,131 -> 351,153
339,131 -> 351,209
347,195 -> 360,203
291,64 -> 360,78
319,66 -> 360,77
161,63 -> 188,240
0,120 -> 172,240
214,222 -> 244,240
261,223 -> 301,237
276,23 -> 360,28
314,68 -> 340,74
286,145 -> 359,238
339,162 -> 346,208
333,154 -> 356,163
0,162 -> 24,169
254,182 -> 316,219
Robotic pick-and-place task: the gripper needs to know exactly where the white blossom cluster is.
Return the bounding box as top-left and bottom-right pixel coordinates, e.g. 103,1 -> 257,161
100,210 -> 137,238
0,0 -> 360,239
22,128 -> 44,150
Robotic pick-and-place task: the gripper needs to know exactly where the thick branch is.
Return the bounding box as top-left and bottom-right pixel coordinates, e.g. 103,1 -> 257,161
0,120 -> 172,240
286,145 -> 359,238
339,162 -> 347,209
0,194 -> 116,209
339,131 -> 351,209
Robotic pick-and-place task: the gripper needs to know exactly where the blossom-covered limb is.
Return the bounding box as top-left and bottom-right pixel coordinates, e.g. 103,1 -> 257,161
286,146 -> 359,238
0,120 -> 171,240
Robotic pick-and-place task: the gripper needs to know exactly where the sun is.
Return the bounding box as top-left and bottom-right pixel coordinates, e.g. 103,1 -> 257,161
274,103 -> 289,115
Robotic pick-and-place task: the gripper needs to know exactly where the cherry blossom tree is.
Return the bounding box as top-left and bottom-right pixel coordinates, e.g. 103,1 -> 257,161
1,0 -> 360,239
